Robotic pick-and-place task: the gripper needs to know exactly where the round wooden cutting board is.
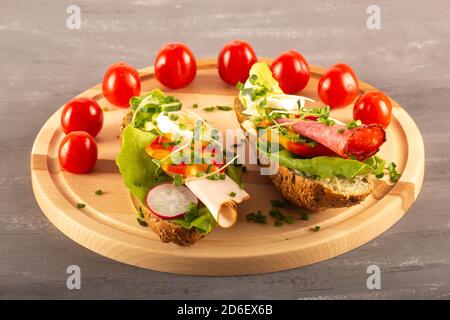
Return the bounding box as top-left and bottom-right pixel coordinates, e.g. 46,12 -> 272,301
31,59 -> 424,275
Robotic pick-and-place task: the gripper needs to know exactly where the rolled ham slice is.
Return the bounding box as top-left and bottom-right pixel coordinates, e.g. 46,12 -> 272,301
276,118 -> 386,161
185,176 -> 249,228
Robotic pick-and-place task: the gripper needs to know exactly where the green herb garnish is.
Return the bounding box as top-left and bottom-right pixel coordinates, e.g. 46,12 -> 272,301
203,106 -> 216,112
337,128 -> 345,134
173,174 -> 184,186
94,189 -> 103,196
216,105 -> 232,111
162,142 -> 170,149
192,103 -> 198,108
274,220 -> 283,227
102,107 -> 108,112
137,218 -> 148,227
300,212 -> 310,221
284,216 -> 295,224
346,120 -> 362,130
236,81 -> 245,90
318,117 -> 336,126
307,141 -> 317,148
269,207 -> 284,220
311,226 -> 321,232
169,113 -> 179,121
270,199 -> 290,208
388,162 -> 401,183
76,203 -> 86,209
229,191 -> 237,197
184,202 -> 199,222
246,211 -> 267,224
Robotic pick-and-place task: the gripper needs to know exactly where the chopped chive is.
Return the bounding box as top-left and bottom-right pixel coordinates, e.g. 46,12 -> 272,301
270,199 -> 290,208
346,120 -> 362,130
300,212 -> 310,221
236,81 -> 245,90
137,218 -> 148,227
229,191 -> 237,197
102,106 -> 109,112
173,174 -> 184,186
192,103 -> 198,109
203,106 -> 216,112
311,226 -> 321,232
269,208 -> 284,220
246,211 -> 266,224
94,189 -> 103,196
217,105 -> 232,111
337,128 -> 345,134
184,202 -> 199,222
284,216 -> 295,224
76,203 -> 86,209
388,162 -> 401,183
274,220 -> 283,227
307,141 -> 317,148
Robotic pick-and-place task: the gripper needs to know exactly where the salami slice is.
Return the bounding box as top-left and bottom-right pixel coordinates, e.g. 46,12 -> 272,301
276,119 -> 386,161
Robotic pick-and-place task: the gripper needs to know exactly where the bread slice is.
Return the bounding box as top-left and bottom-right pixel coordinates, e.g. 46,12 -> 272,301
234,97 -> 375,211
120,111 -> 203,246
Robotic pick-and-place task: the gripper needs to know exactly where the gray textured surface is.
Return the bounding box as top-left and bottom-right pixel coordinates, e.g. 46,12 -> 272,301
1,0 -> 450,299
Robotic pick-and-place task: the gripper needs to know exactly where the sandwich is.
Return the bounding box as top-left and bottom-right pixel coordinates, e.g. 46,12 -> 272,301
117,89 -> 249,246
234,62 -> 387,211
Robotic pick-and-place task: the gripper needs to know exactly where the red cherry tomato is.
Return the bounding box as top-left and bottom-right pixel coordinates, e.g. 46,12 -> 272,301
218,40 -> 257,85
61,97 -> 103,137
318,63 -> 359,109
58,131 -> 98,174
102,62 -> 141,108
271,50 -> 310,94
155,43 -> 197,89
353,91 -> 392,128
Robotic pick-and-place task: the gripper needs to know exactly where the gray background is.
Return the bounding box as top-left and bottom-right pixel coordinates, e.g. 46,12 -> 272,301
1,0 -> 449,299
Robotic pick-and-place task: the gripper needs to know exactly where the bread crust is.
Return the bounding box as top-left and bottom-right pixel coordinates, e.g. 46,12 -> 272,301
121,111 -> 203,246
234,97 -> 375,210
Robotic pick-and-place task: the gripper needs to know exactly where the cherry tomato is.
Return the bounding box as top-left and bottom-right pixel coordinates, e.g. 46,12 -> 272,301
102,62 -> 141,108
155,43 -> 197,89
318,63 -> 359,109
58,131 -> 98,174
271,50 -> 310,94
353,91 -> 392,128
61,97 -> 103,137
218,40 -> 257,85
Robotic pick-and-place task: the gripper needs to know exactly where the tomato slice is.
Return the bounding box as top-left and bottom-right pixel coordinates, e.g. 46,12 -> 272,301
145,136 -> 175,160
279,134 -> 336,158
165,164 -> 187,176
287,140 -> 336,158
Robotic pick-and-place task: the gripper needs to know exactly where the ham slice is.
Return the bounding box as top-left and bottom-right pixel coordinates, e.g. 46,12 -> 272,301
276,119 -> 386,161
185,176 -> 249,228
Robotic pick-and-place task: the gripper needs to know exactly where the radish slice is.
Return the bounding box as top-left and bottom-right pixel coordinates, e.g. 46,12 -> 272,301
146,183 -> 198,220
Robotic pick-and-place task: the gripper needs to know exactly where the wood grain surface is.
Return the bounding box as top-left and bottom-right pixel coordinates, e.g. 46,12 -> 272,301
1,0 -> 450,298
30,60 -> 424,275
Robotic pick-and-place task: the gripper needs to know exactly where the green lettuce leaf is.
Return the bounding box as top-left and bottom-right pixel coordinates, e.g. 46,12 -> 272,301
169,207 -> 217,234
271,150 -> 385,179
226,164 -> 244,186
116,125 -> 171,204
